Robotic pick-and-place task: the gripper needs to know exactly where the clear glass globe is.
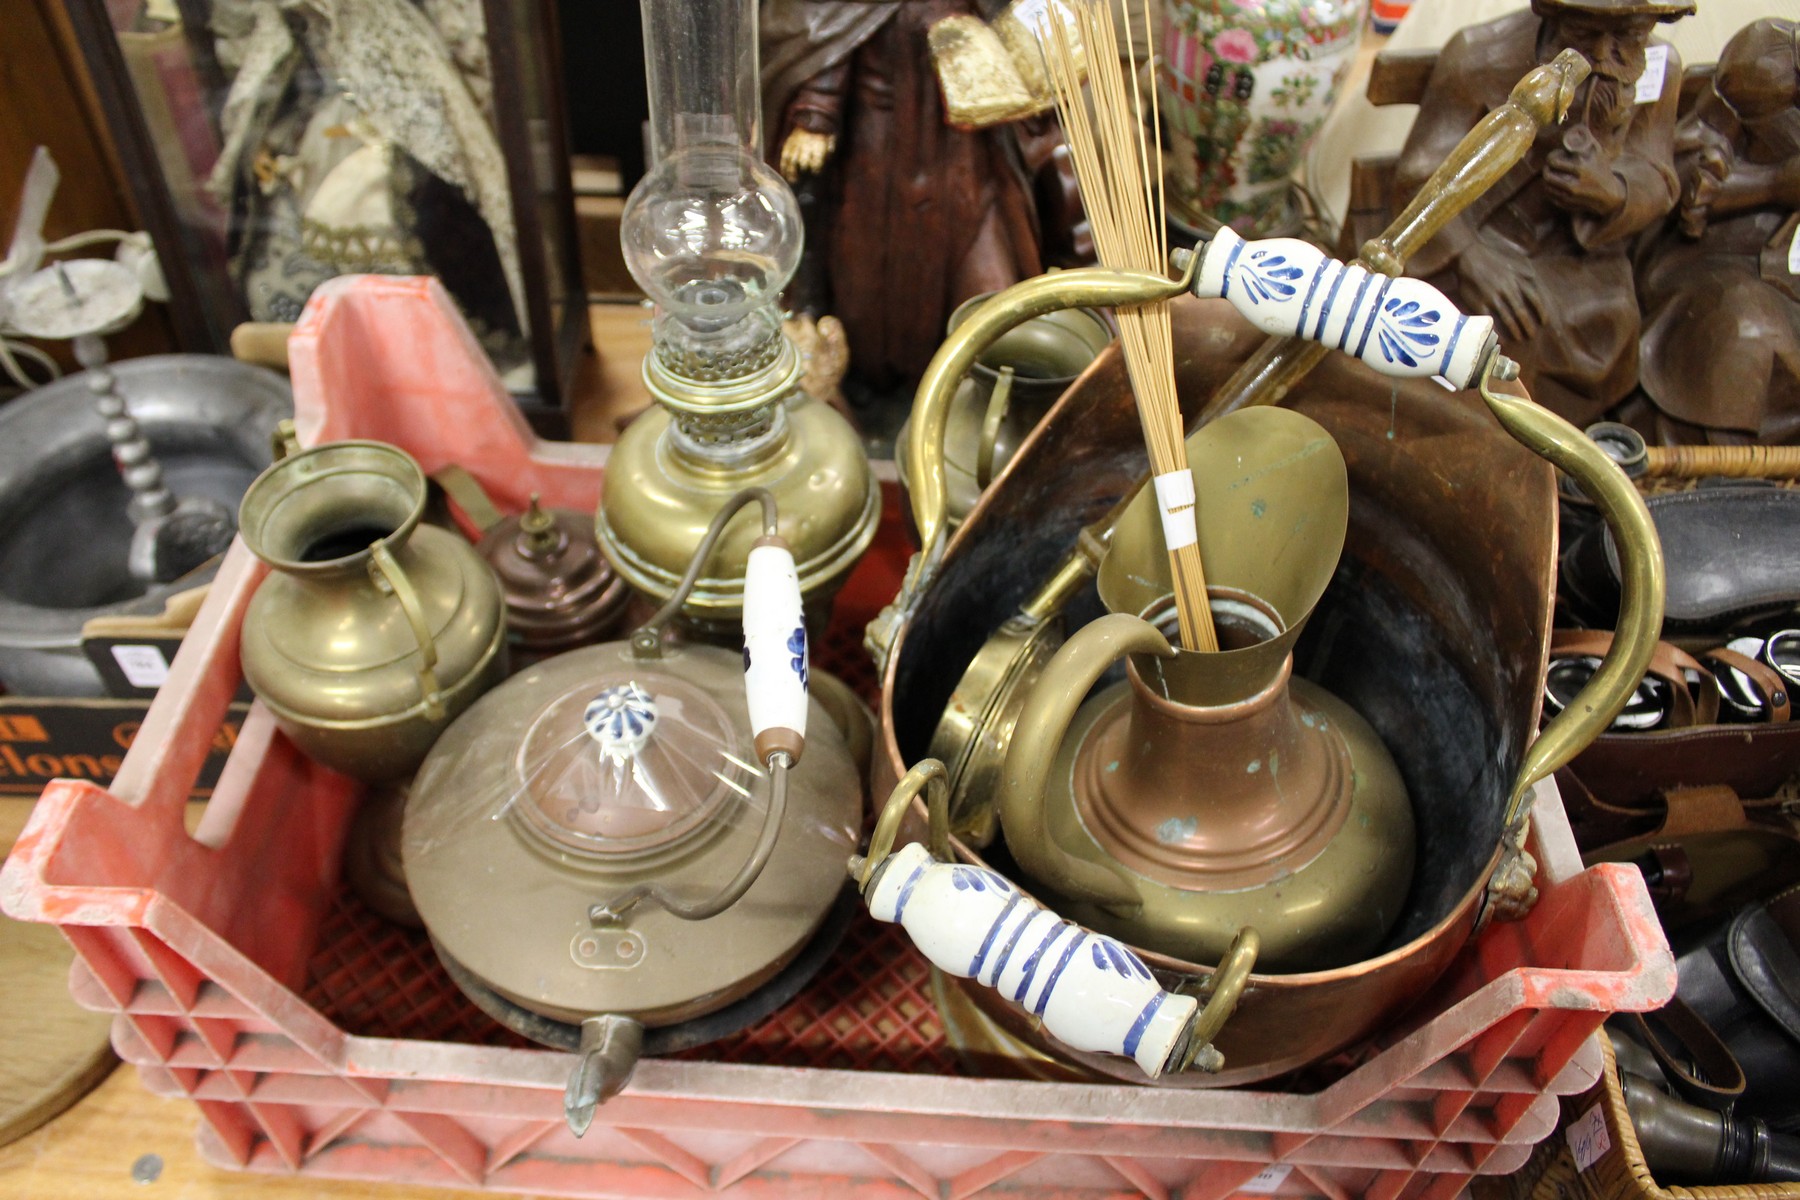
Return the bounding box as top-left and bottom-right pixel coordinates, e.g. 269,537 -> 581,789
620,146 -> 803,333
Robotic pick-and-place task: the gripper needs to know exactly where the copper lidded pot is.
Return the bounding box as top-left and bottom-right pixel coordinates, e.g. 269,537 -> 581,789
479,495 -> 632,653
238,440 -> 507,782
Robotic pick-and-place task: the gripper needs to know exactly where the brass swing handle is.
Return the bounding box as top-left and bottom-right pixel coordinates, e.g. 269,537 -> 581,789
368,542 -> 447,721
880,248 -> 1487,658
1478,366 -> 1665,825
854,760 -> 1256,1078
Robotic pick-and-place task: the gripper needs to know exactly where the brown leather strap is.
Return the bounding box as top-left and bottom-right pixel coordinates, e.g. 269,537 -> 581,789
1659,784 -> 1751,839
1627,997 -> 1748,1112
1701,647 -> 1793,724
1551,630 -> 1718,728
1637,844 -> 1693,903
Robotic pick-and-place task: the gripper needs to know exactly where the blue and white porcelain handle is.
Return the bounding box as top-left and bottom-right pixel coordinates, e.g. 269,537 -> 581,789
853,761 -> 1259,1078
743,534 -> 808,767
1177,228 -> 1498,389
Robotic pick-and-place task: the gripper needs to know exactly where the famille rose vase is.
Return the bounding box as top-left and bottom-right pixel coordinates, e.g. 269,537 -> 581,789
1158,0 -> 1366,234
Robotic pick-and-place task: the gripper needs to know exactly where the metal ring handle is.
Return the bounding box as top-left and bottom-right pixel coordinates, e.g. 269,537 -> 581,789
369,541 -> 445,720
1479,364 -> 1665,825
858,758 -> 951,888
593,756 -> 791,925
975,367 -> 1015,488
1177,926 -> 1260,1073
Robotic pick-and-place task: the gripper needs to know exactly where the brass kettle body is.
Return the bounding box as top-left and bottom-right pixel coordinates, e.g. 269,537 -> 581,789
995,408 -> 1416,973
238,441 -> 507,782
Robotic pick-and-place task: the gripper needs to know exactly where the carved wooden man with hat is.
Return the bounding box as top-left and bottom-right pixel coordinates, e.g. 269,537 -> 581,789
1393,0 -> 1692,426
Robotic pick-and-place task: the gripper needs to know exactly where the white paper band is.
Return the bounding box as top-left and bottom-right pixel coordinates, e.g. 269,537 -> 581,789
1153,469 -> 1199,552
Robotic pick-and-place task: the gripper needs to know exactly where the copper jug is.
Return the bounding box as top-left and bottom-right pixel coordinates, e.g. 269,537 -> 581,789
238,441 -> 507,781
998,407 -> 1413,972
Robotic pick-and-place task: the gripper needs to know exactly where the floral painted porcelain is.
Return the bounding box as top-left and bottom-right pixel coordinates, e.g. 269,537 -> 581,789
1183,228 -> 1496,386
866,842 -> 1199,1078
1159,0 -> 1366,234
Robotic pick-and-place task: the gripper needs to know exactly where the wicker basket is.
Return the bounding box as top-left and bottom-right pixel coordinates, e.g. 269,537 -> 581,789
1493,1036 -> 1800,1200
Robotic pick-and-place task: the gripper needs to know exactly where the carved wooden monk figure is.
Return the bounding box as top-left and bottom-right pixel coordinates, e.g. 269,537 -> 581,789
1394,0 -> 1691,426
1634,18 -> 1800,444
761,0 -> 1044,393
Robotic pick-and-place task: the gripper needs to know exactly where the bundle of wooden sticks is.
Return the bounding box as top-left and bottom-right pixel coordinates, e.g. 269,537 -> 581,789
1041,0 -> 1218,652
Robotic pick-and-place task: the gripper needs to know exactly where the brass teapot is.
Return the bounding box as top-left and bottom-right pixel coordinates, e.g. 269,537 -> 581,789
238,441 -> 507,781
895,296 -> 1112,533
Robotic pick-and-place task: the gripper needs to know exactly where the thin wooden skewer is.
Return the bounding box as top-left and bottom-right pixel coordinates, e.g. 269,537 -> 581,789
1044,0 -> 1217,651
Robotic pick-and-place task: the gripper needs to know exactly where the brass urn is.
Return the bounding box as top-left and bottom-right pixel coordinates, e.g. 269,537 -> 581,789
238,441 -> 507,781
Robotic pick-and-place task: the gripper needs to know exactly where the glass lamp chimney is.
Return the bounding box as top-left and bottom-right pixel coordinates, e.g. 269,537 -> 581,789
622,0 -> 801,355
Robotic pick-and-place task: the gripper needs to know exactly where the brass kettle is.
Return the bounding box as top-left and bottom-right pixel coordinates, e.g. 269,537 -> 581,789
405,488 -> 861,1135
999,407 -> 1413,972
238,441 -> 507,781
895,296 -> 1112,533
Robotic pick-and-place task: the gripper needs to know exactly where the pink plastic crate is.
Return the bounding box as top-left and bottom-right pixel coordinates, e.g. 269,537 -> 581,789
1,276 -> 1675,1200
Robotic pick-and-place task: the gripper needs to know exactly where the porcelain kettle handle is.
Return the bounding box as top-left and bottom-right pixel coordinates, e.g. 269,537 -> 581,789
595,490 -> 802,926
855,761 -> 1258,1077
996,612 -> 1172,909
1177,229 -> 1498,390
368,542 -> 445,721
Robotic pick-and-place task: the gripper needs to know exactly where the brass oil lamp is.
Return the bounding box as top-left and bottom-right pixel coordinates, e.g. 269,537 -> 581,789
598,0 -> 878,637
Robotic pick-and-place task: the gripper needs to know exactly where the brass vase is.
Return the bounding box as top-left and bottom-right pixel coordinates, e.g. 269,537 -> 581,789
238,441 -> 507,781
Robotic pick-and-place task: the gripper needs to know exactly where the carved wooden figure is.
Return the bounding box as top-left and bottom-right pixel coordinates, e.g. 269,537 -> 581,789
1393,0 -> 1691,427
1635,18 -> 1800,444
760,0 -> 1060,394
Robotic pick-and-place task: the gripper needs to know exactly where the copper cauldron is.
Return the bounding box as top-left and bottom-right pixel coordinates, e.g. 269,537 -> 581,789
871,292 -> 1661,1086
